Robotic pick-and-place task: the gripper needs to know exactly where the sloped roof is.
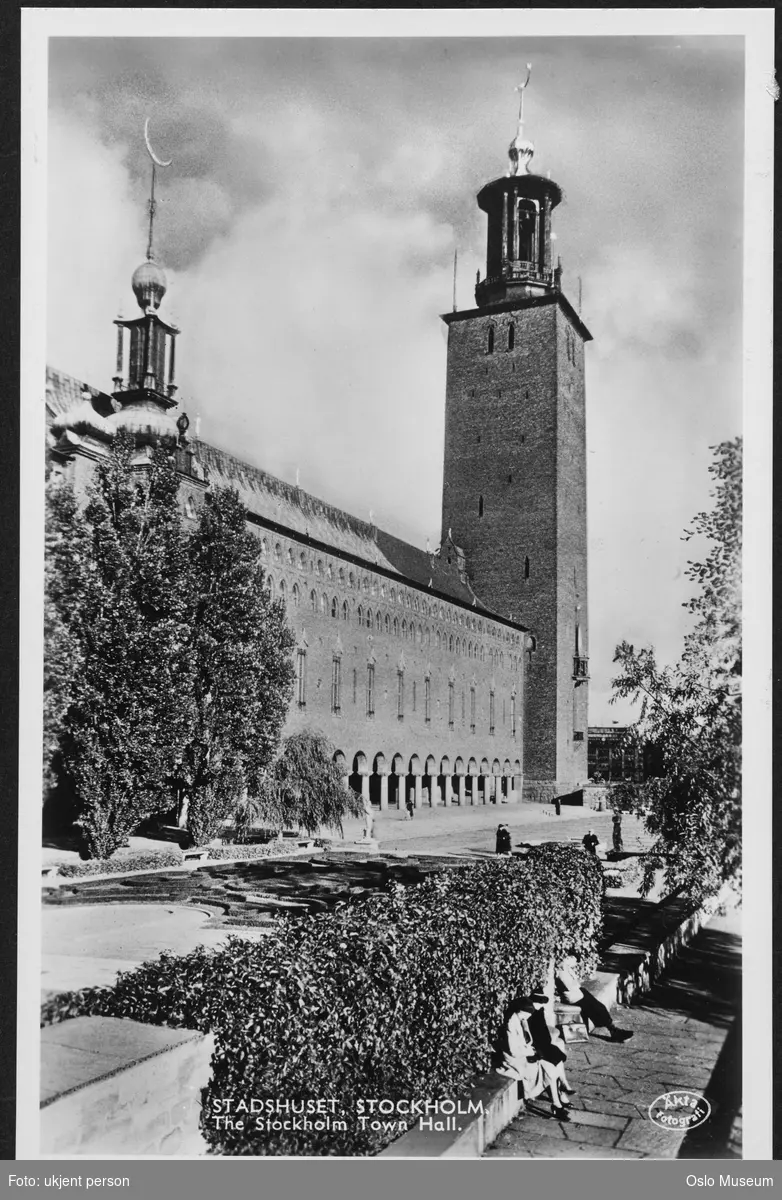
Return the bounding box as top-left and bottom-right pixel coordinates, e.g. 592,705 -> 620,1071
45,367 -> 114,423
45,366 -> 502,617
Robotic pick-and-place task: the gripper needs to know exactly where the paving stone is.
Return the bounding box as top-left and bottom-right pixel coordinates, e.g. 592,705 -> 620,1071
565,1108 -> 629,1132
614,1117 -> 686,1156
562,1123 -> 622,1148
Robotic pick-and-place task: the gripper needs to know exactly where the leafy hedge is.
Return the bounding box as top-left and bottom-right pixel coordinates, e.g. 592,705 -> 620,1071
53,848 -> 184,877
43,843 -> 602,1156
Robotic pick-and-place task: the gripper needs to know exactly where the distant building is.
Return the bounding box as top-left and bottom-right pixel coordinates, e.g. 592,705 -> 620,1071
46,84 -> 591,807
588,727 -> 662,783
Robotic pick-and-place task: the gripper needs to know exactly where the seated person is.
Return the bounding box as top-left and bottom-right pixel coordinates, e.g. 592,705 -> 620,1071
555,949 -> 633,1042
497,990 -> 574,1121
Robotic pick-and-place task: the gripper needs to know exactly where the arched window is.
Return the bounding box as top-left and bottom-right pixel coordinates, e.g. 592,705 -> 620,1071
274,543 -> 282,562
291,583 -> 300,607
349,572 -> 355,589
478,495 -> 484,518
363,578 -> 369,594
357,605 -> 363,625
385,614 -> 390,634
261,538 -> 269,557
508,323 -> 515,351
401,620 -> 407,638
449,635 -> 454,653
317,560 -> 324,576
321,592 -> 328,614
393,618 -> 399,637
331,597 -> 338,618
342,600 -> 349,621
366,607 -> 372,629
279,579 -> 286,601
287,548 -> 294,565
390,588 -> 396,604
487,326 -> 495,354
310,589 -> 317,613
376,611 -> 382,632
299,552 -> 306,570
338,568 -> 345,585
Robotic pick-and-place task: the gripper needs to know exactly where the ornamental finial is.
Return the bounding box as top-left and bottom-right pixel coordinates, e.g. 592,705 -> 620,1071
509,64 -> 534,176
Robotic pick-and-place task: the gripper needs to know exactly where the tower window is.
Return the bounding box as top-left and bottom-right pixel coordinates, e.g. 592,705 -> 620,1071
524,556 -> 530,579
397,670 -> 405,720
366,664 -> 375,717
489,690 -> 496,736
296,650 -> 307,708
508,473 -> 513,483
511,695 -> 517,738
425,676 -> 431,724
331,656 -> 341,713
487,327 -> 495,354
470,686 -> 476,733
448,681 -> 455,729
478,495 -> 484,517
508,324 -> 515,351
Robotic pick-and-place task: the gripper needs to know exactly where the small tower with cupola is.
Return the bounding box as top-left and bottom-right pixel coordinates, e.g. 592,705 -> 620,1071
440,70 -> 591,801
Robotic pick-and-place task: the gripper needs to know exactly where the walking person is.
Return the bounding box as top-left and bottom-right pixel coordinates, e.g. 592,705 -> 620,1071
555,950 -> 633,1042
495,823 -> 511,855
404,790 -> 415,821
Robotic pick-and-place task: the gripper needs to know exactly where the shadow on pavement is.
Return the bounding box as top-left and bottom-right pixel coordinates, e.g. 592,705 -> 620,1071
639,924 -> 742,1032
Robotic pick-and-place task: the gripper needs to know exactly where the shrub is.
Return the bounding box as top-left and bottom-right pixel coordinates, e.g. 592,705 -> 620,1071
43,843 -> 602,1156
53,848 -> 184,878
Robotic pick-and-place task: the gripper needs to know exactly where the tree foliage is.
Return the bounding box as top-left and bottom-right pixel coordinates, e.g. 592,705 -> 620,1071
611,438 -> 742,902
45,437 -> 295,857
254,729 -> 363,837
46,435 -> 193,857
171,488 -> 295,845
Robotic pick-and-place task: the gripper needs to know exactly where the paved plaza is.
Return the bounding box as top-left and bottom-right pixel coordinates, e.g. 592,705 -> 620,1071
483,910 -> 742,1159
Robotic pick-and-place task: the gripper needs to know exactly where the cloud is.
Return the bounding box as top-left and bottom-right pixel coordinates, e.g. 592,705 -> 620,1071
45,37 -> 745,726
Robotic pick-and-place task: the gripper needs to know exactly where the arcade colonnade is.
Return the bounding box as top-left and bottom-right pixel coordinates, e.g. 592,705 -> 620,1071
335,750 -> 523,811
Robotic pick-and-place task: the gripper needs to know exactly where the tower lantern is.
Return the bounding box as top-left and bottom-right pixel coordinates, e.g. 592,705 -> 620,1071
475,66 -> 562,307
109,120 -> 180,445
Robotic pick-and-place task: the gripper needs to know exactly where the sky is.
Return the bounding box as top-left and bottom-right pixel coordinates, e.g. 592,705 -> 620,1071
45,32 -> 746,723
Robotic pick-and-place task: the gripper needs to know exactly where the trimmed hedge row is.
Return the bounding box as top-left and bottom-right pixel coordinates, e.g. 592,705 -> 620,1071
43,843 -> 602,1156
47,840 -> 318,879
53,849 -> 185,877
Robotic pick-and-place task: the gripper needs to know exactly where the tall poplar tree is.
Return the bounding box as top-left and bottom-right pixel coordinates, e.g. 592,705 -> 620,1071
172,487 -> 295,846
47,434 -> 193,857
611,438 -> 742,901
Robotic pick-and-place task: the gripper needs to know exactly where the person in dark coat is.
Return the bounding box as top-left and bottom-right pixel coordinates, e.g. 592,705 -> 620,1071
526,991 -> 576,1120
495,823 -> 512,855
582,829 -> 599,856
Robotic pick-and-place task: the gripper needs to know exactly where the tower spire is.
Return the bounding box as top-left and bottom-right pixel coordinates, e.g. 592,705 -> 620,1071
143,118 -> 172,263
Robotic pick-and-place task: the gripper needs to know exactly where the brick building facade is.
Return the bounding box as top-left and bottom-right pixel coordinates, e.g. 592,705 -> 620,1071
45,98 -> 590,809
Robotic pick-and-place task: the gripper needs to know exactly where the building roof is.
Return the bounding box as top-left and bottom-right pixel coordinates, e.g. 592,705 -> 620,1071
46,366 -> 503,620
45,367 -> 115,423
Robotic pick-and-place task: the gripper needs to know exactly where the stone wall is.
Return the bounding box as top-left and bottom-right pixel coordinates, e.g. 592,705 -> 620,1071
41,1016 -> 214,1156
260,527 -> 526,804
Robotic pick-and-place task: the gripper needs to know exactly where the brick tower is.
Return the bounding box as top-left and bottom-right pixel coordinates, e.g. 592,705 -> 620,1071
440,79 -> 591,801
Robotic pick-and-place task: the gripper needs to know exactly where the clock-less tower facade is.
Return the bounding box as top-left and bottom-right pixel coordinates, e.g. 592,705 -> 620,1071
440,94 -> 591,801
